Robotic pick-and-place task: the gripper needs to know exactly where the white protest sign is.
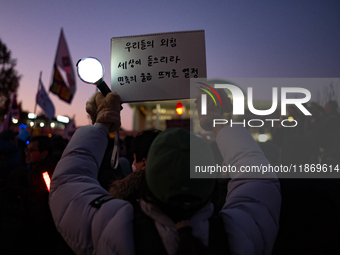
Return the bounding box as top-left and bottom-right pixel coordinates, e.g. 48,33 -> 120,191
111,30 -> 206,102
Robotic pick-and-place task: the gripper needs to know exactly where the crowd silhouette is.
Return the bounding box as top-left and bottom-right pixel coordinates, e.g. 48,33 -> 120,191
0,99 -> 339,254
269,100 -> 340,254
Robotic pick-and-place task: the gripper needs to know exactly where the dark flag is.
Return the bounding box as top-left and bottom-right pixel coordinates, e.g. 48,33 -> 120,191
49,28 -> 76,103
36,78 -> 55,119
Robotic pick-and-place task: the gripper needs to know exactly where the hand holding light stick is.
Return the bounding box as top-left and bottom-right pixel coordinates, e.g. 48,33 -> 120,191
76,57 -> 120,169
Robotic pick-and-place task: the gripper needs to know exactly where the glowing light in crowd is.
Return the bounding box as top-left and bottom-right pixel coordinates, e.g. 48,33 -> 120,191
12,118 -> 18,124
50,122 -> 55,128
40,122 -> 45,127
42,171 -> 51,192
30,121 -> 34,127
77,57 -> 104,84
258,134 -> 268,143
76,57 -> 111,96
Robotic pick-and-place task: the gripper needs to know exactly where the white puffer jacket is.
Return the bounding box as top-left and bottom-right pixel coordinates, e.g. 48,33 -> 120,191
49,124 -> 281,255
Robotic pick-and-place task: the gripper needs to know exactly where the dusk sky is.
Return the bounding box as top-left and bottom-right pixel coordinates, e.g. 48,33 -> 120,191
1,0 -> 339,129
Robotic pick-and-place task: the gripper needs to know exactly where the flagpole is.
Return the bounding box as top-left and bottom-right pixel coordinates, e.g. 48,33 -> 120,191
3,89 -> 15,131
31,71 -> 42,136
49,28 -> 63,97
34,72 -> 42,115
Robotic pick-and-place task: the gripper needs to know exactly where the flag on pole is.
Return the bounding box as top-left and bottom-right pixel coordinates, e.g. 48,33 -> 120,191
37,79 -> 55,119
2,89 -> 19,131
49,28 -> 76,103
11,90 -> 19,120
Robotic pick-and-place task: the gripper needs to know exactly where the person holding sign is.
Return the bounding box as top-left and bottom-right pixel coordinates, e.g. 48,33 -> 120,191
49,90 -> 280,254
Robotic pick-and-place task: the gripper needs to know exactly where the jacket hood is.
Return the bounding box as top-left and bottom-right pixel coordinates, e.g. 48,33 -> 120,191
108,170 -> 144,200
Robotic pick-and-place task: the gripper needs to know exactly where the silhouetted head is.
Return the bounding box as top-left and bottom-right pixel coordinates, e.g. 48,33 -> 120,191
325,100 -> 339,115
131,129 -> 161,171
145,128 -> 215,221
26,136 -> 53,166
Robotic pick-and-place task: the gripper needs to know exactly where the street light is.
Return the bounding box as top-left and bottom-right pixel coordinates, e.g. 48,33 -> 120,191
176,102 -> 184,115
56,115 -> 69,124
28,113 -> 37,119
76,57 -> 111,96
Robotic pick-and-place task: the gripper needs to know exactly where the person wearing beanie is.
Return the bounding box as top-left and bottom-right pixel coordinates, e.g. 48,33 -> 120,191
49,91 -> 281,255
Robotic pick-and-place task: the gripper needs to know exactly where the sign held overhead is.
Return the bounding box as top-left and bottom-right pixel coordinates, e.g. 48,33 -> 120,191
111,30 -> 206,102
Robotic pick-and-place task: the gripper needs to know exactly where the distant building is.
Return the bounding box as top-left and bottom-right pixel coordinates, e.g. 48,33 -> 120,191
130,99 -> 192,131
128,79 -> 290,143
